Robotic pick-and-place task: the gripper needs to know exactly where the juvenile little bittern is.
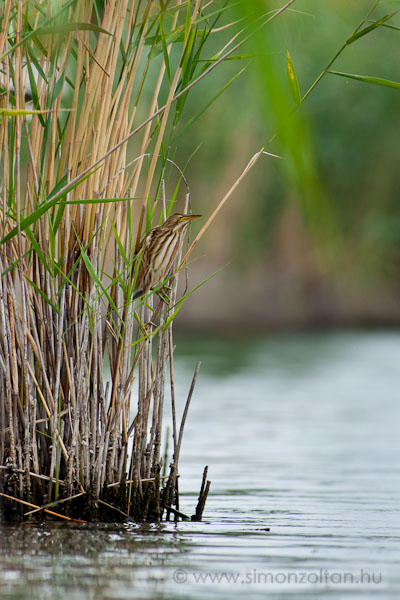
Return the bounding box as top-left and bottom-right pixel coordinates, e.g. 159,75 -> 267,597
133,213 -> 201,300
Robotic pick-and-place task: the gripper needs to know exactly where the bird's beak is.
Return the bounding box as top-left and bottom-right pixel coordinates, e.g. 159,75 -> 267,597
180,214 -> 202,222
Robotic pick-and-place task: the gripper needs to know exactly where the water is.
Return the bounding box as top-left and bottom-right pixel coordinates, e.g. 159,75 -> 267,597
1,331 -> 399,599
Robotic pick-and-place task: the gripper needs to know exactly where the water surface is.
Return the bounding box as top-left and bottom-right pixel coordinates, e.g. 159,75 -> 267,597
1,331 -> 399,599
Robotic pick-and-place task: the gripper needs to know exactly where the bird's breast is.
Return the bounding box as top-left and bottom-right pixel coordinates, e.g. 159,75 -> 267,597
152,231 -> 179,272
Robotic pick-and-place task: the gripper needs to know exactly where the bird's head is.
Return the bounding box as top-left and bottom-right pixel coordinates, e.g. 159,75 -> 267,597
164,213 -> 202,230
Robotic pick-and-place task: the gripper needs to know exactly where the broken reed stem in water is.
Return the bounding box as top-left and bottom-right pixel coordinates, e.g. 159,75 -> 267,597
192,466 -> 211,522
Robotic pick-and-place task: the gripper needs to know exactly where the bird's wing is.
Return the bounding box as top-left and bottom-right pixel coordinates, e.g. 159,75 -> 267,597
133,227 -> 160,294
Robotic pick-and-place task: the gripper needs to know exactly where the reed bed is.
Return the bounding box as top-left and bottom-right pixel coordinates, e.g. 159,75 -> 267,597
0,0 -> 294,522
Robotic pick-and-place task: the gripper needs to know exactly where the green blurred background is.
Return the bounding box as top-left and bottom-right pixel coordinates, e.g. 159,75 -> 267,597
168,0 -> 400,330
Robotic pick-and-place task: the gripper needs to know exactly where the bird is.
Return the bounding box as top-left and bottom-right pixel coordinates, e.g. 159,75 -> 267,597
133,213 -> 201,300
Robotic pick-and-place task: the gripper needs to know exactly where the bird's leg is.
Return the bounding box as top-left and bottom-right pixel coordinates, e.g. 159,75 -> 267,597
142,321 -> 157,337
157,285 -> 171,305
135,288 -> 170,335
134,306 -> 157,337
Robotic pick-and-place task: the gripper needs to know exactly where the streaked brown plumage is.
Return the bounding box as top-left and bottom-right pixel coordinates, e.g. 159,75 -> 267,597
133,213 -> 201,300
